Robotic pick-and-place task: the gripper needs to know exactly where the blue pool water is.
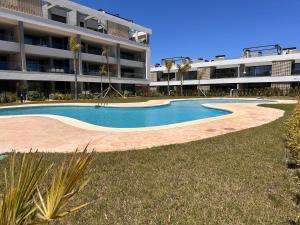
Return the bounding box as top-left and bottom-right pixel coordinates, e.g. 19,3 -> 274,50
0,99 -> 272,128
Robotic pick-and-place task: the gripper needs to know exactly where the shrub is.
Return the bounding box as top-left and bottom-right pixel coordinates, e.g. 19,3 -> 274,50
0,92 -> 17,103
286,102 -> 300,164
79,93 -> 96,100
49,93 -> 73,101
285,102 -> 300,225
27,91 -> 45,101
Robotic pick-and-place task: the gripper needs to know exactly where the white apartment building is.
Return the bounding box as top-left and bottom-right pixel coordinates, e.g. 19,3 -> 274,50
0,0 -> 151,95
150,45 -> 300,94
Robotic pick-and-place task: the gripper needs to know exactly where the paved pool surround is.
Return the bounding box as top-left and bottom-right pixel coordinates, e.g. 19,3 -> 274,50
0,98 -> 296,153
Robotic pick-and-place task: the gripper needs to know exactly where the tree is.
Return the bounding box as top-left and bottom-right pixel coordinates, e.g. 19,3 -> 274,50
164,59 -> 174,95
102,46 -> 111,85
100,46 -> 123,98
177,59 -> 191,96
197,69 -> 207,96
99,64 -> 107,96
69,36 -> 81,100
0,149 -> 93,225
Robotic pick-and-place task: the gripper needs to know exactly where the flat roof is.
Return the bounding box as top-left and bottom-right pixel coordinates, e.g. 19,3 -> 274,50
151,53 -> 300,72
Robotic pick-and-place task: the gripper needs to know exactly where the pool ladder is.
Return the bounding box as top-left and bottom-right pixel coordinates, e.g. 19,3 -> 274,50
96,95 -> 109,107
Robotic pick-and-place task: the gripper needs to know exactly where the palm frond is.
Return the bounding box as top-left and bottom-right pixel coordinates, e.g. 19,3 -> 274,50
99,65 -> 108,76
164,59 -> 174,71
69,36 -> 81,53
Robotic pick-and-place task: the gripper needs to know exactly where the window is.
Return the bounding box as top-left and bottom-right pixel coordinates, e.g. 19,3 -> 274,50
246,66 -> 272,77
185,71 -> 197,80
292,63 -> 300,75
121,52 -> 134,61
212,68 -> 238,79
24,35 -> 49,47
0,55 -> 7,70
51,14 -> 67,24
87,45 -> 102,55
52,37 -> 68,50
26,58 -> 45,72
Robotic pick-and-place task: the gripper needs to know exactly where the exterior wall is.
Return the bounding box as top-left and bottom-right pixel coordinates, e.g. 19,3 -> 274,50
196,67 -> 213,91
0,0 -> 42,16
149,72 -> 157,82
197,67 -> 213,80
107,21 -> 130,40
271,61 -> 292,77
271,82 -> 291,91
271,60 -> 292,91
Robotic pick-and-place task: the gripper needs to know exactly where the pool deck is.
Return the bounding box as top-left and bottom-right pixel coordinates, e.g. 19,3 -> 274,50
0,98 -> 296,153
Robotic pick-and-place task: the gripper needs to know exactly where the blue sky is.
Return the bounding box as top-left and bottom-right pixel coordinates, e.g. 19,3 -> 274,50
74,0 -> 300,64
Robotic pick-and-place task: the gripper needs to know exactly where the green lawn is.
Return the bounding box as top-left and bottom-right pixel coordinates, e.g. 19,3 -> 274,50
0,96 -> 205,106
0,95 -> 296,107
0,104 -> 297,225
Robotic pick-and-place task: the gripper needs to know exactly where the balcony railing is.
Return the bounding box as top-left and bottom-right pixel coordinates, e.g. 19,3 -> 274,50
25,40 -> 69,50
83,70 -> 117,77
122,72 -> 145,79
27,65 -> 73,74
0,61 -> 21,71
120,55 -> 144,62
0,34 -> 16,42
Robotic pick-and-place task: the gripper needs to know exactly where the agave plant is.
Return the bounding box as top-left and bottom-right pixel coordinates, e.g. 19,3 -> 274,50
0,149 -> 92,225
69,36 -> 81,100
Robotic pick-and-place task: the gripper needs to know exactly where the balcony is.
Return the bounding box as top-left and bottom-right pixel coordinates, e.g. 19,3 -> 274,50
0,34 -> 16,42
122,72 -> 145,79
81,53 -> 117,64
25,45 -> 72,59
0,61 -> 21,71
27,64 -> 73,74
25,36 -> 69,50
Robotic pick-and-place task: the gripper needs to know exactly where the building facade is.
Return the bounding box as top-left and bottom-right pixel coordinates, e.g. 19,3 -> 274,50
0,0 -> 151,95
150,47 -> 300,95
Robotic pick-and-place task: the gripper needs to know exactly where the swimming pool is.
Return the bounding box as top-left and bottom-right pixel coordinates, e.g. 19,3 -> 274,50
0,99 -> 272,128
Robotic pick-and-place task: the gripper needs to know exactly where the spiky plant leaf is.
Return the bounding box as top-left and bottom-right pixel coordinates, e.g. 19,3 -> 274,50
0,152 -> 50,225
34,148 -> 93,223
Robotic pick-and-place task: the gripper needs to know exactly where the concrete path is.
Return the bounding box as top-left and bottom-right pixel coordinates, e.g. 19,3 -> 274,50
0,99 -> 295,153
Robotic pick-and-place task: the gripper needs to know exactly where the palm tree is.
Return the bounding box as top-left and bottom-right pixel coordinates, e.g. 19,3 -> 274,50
0,149 -> 92,225
164,59 -> 174,95
69,36 -> 81,100
99,64 -> 107,95
100,46 -> 123,98
177,59 -> 191,96
197,69 -> 206,96
102,46 -> 110,85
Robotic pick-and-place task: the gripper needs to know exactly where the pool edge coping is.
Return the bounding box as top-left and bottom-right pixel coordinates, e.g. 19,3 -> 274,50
0,98 -> 296,132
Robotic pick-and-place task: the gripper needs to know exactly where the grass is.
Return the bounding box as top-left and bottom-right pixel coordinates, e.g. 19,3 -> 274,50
0,96 -> 204,106
0,104 -> 297,224
0,95 -> 296,107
